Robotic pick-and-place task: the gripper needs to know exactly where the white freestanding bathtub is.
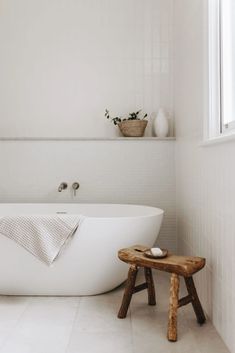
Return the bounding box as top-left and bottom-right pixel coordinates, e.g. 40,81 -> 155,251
0,203 -> 164,295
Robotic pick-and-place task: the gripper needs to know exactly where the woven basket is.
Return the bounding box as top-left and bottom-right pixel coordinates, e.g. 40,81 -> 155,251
118,120 -> 148,137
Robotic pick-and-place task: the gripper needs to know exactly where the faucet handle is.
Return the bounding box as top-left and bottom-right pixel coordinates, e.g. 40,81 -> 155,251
58,182 -> 68,192
72,182 -> 80,196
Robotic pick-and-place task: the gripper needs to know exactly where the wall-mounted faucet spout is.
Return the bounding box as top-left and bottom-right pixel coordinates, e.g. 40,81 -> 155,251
58,182 -> 68,192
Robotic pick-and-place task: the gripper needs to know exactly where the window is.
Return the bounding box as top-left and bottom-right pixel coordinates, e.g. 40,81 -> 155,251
220,0 -> 235,133
208,0 -> 235,139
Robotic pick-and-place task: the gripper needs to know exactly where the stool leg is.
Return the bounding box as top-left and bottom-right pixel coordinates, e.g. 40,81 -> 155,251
184,276 -> 206,325
144,268 -> 156,306
118,265 -> 138,319
167,273 -> 180,342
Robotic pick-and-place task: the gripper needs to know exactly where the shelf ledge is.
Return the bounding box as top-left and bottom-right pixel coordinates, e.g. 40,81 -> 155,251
0,137 -> 176,142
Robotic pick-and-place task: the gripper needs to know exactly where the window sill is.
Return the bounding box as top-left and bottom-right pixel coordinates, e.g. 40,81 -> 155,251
200,132 -> 235,147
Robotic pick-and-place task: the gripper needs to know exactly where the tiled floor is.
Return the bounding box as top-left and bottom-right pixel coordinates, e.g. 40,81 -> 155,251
0,272 -> 230,353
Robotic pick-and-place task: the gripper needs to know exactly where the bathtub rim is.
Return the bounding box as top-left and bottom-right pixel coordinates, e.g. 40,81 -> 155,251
0,203 -> 164,220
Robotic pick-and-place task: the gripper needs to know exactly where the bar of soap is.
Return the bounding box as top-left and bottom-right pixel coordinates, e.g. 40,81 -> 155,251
150,247 -> 163,257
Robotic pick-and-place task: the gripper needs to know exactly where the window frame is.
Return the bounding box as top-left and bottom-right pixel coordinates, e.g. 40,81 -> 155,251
207,0 -> 235,141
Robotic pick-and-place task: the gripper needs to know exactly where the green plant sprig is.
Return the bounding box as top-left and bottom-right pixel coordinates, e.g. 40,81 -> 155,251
105,109 -> 147,125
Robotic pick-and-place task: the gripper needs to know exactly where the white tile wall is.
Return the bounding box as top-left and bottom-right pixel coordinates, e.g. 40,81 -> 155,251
0,0 -> 176,256
174,1 -> 235,352
0,0 -> 174,138
0,140 -> 177,252
0,0 -> 176,260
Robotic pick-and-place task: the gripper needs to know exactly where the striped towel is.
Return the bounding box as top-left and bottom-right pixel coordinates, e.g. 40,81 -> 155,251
0,215 -> 83,265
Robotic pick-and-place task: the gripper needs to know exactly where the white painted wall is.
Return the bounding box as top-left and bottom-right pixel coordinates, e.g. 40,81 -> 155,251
174,1 -> 235,352
0,141 -> 176,251
0,0 -> 174,138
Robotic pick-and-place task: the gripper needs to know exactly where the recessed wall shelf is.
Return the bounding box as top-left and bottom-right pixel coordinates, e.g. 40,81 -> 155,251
0,137 -> 175,142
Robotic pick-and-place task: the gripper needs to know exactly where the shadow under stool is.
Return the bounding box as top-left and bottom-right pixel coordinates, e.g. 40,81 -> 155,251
117,245 -> 206,342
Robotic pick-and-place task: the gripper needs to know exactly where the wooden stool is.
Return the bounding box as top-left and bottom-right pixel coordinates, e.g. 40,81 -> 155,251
117,245 -> 206,342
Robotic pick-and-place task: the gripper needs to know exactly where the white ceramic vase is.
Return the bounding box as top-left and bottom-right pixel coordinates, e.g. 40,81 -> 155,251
153,108 -> 169,137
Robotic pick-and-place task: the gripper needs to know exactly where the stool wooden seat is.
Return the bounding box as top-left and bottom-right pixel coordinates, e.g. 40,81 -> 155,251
117,245 -> 206,342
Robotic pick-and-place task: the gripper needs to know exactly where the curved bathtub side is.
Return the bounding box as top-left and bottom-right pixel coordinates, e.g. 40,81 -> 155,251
0,212 -> 163,295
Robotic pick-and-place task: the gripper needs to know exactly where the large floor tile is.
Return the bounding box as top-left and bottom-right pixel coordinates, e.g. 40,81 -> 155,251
73,295 -> 131,333
66,331 -> 133,353
0,297 -> 79,353
192,323 -> 231,353
0,296 -> 29,349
